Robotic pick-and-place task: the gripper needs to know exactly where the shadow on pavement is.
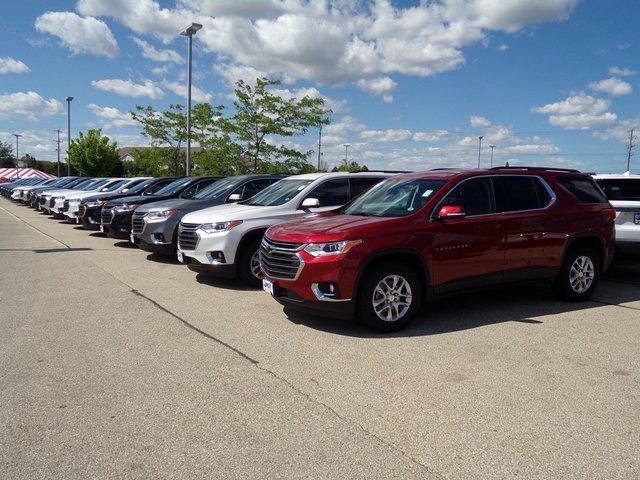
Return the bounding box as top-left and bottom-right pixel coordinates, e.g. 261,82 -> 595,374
146,253 -> 180,265
195,273 -> 257,292
114,240 -> 137,249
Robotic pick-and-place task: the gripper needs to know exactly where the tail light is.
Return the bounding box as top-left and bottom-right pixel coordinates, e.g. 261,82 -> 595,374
602,208 -> 617,219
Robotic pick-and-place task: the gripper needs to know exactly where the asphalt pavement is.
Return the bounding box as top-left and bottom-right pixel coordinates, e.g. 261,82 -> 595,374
1,197 -> 638,479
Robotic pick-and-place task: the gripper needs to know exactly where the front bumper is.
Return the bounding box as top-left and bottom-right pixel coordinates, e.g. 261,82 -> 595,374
179,228 -> 242,268
138,237 -> 174,256
182,255 -> 237,278
81,205 -> 103,229
135,216 -> 178,255
103,211 -> 135,238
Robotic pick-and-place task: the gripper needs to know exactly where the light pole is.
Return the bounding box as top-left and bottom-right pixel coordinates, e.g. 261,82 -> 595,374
489,145 -> 496,168
55,129 -> 62,177
344,143 -> 351,166
12,133 -> 22,178
66,96 -> 73,176
180,22 -> 203,177
477,136 -> 483,168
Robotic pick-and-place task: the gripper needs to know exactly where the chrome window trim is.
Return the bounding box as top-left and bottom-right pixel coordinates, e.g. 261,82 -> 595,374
430,174 -> 557,222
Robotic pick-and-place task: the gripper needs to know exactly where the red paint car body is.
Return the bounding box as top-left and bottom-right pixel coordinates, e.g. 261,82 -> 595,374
261,167 -> 616,331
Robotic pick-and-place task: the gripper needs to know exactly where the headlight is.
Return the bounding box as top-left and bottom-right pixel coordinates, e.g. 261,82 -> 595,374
85,200 -> 106,207
114,204 -> 139,213
200,220 -> 242,234
68,198 -> 81,203
303,239 -> 363,257
145,209 -> 178,222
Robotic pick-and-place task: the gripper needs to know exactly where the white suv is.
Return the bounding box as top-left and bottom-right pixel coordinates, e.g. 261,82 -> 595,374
177,172 -> 394,285
594,173 -> 640,257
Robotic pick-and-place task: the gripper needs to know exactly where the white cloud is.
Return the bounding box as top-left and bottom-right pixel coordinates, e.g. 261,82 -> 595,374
359,128 -> 448,143
588,77 -> 633,96
161,80 -> 212,103
132,37 -> 184,64
0,92 -> 64,121
608,66 -> 636,77
0,57 -> 30,75
467,0 -> 580,32
593,118 -> 640,144
214,63 -> 267,87
151,65 -> 171,76
35,12 -> 118,58
533,93 -> 618,130
357,76 -> 397,102
88,104 -> 138,128
91,78 -> 165,99
496,43 -> 509,51
412,130 -> 449,142
470,115 -> 492,128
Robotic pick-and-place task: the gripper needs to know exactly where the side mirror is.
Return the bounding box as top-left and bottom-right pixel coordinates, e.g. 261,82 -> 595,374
438,205 -> 466,219
228,193 -> 241,202
301,197 -> 320,209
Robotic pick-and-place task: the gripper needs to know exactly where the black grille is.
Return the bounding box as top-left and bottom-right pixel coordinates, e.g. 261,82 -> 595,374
131,211 -> 145,235
38,197 -> 46,205
48,197 -> 56,207
101,206 -> 114,225
63,200 -> 70,212
78,204 -> 86,217
259,238 -> 304,280
177,223 -> 199,250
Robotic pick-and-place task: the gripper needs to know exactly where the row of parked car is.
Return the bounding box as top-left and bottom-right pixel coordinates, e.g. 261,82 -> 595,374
3,168 -> 638,331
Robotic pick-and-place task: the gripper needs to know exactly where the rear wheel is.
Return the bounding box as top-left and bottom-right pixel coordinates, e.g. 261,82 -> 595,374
356,263 -> 422,333
239,237 -> 263,287
553,247 -> 600,301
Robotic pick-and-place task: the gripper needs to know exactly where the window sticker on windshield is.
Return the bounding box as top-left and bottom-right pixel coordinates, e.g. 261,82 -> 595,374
422,189 -> 434,197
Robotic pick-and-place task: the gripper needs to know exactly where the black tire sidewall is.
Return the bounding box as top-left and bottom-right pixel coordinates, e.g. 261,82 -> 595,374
239,238 -> 263,287
356,263 -> 422,332
555,247 -> 600,301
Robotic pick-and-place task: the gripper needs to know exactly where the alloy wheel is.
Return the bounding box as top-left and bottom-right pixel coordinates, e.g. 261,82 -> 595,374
569,256 -> 595,293
372,275 -> 413,322
250,250 -> 262,279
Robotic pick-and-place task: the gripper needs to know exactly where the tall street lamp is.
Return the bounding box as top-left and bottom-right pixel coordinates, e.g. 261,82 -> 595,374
489,145 -> 496,168
179,22 -> 203,177
66,96 -> 73,176
477,136 -> 483,168
344,143 -> 351,165
12,133 -> 22,179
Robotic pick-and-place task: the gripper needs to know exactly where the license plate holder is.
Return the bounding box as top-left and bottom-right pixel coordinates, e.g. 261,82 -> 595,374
177,250 -> 184,263
263,279 -> 275,295
634,213 -> 640,225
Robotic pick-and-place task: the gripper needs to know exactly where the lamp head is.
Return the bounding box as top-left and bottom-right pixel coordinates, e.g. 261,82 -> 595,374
180,23 -> 203,36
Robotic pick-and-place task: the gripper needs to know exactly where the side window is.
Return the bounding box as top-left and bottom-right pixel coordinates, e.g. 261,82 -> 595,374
144,179 -> 173,195
306,179 -> 350,207
533,178 -> 553,207
559,177 -> 608,203
494,176 -> 543,212
441,177 -> 495,216
120,179 -> 143,193
181,179 -> 217,199
236,179 -> 272,200
349,177 -> 382,199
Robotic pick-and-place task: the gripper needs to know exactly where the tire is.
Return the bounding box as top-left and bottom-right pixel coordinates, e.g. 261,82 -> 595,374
355,263 -> 422,333
238,237 -> 263,287
553,247 -> 600,301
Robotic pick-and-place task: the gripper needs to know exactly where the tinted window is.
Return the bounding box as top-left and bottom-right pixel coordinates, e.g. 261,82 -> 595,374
102,180 -> 128,192
534,178 -> 553,207
307,178 -> 350,207
559,177 -> 608,203
596,179 -> 640,201
350,177 -> 383,199
181,179 -> 218,198
442,177 -> 494,216
237,179 -> 272,200
494,176 -> 542,212
245,179 -> 313,206
143,179 -> 174,195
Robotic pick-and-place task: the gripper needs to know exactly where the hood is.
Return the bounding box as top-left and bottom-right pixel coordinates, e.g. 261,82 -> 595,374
266,212 -> 399,244
181,202 -> 288,224
41,188 -> 80,197
137,197 -> 230,213
105,194 -> 165,206
62,190 -> 112,200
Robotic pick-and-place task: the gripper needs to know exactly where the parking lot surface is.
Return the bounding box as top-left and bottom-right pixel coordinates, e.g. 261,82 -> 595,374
1,197 -> 639,479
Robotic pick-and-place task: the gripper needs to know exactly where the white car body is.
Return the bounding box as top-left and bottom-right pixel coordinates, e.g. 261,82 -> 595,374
43,178 -> 115,214
11,180 -> 56,201
177,172 -> 394,275
594,173 -> 640,256
60,177 -> 152,221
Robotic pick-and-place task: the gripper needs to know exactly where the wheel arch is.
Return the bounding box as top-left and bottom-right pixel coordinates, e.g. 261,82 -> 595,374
234,228 -> 269,266
562,233 -> 606,268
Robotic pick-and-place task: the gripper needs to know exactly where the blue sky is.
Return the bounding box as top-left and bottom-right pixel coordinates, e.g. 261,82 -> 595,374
0,0 -> 638,173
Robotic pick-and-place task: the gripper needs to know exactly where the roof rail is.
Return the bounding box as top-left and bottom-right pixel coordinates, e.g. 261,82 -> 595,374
429,167 -> 466,171
489,166 -> 581,174
357,169 -> 411,174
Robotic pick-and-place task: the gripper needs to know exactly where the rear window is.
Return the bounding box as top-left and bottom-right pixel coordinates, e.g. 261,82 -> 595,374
493,176 -> 554,212
596,179 -> 640,201
558,177 -> 608,203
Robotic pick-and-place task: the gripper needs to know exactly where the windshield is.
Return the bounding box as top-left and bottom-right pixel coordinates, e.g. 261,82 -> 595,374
102,180 -> 127,192
84,179 -> 109,191
193,177 -> 238,200
244,179 -> 312,206
122,178 -> 154,194
70,179 -> 94,189
341,178 -> 447,217
596,179 -> 640,201
154,178 -> 192,196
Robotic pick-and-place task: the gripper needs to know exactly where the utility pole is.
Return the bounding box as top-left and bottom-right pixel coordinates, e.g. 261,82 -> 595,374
343,143 -> 351,167
477,136 -> 483,168
626,128 -> 635,173
489,145 -> 496,168
66,96 -> 73,176
12,134 -> 22,178
55,129 -> 62,177
179,22 -> 203,176
317,125 -> 322,170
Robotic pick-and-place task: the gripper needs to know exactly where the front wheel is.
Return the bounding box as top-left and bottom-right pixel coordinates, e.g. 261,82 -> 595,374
238,238 -> 263,287
553,247 -> 600,301
355,263 -> 422,333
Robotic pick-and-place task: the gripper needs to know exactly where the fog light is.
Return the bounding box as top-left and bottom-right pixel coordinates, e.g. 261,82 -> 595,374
318,282 -> 338,297
152,233 -> 165,243
209,251 -> 226,263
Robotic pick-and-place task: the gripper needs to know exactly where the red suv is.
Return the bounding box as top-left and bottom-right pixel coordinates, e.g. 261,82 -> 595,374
261,167 -> 616,332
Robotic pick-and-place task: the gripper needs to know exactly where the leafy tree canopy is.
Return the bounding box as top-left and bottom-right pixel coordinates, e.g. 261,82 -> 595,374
69,129 -> 121,176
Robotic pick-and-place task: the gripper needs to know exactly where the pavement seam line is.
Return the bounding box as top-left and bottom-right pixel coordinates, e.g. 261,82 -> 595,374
0,206 -> 69,249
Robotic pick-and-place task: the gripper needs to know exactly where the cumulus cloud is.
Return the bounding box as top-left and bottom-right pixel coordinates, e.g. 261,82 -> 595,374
132,37 -> 184,64
496,43 -> 509,51
533,93 -> 618,130
359,129 -> 448,143
470,115 -> 493,128
0,92 -> 64,121
357,76 -> 397,102
88,104 -> 138,128
608,66 -> 636,77
0,57 -> 30,75
588,77 -> 633,96
161,80 -> 212,102
35,12 -> 118,58
92,78 -> 165,99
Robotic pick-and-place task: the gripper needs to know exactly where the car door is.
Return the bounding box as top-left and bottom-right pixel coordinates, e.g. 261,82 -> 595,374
429,176 -> 506,293
493,175 -> 563,280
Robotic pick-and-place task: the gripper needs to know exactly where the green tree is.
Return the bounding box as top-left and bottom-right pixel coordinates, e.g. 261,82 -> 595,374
69,129 -> 121,176
224,77 -> 331,172
21,154 -> 36,167
0,141 -> 15,168
128,147 -> 183,177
